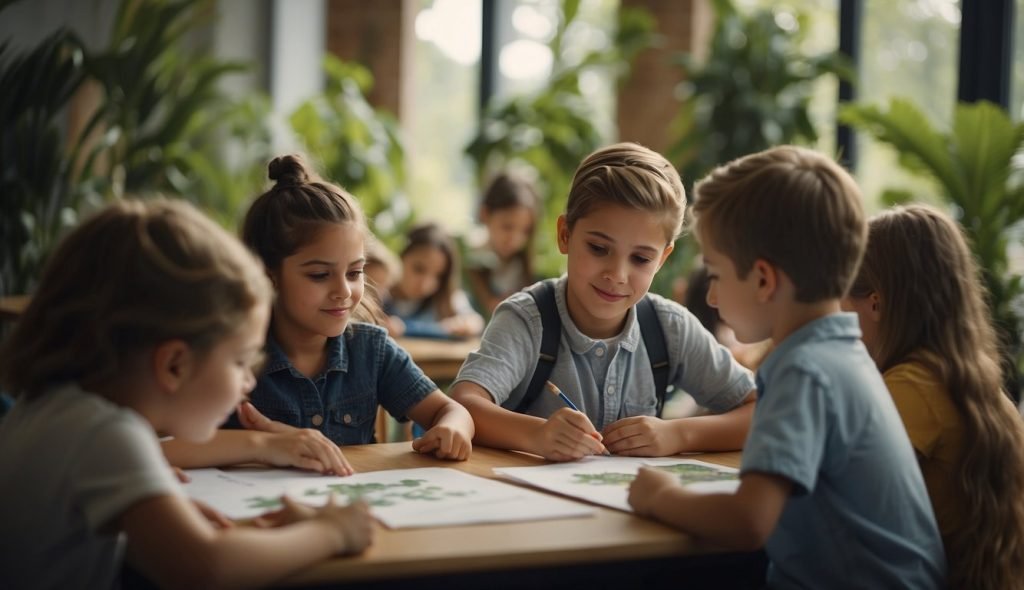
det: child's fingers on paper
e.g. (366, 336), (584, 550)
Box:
(412, 434), (440, 454)
(292, 455), (328, 474)
(171, 466), (190, 483)
(320, 441), (353, 476)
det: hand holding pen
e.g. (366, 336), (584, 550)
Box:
(543, 381), (610, 458)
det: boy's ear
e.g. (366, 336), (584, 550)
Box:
(152, 340), (195, 394)
(656, 243), (675, 270)
(556, 215), (570, 254)
(752, 258), (778, 302)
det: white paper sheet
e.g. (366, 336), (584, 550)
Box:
(182, 466), (595, 528)
(494, 457), (739, 513)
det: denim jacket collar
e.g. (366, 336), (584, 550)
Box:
(263, 331), (348, 377)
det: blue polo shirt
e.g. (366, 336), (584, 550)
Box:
(224, 322), (437, 445)
(742, 313), (945, 589)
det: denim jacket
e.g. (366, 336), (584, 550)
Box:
(224, 322), (437, 445)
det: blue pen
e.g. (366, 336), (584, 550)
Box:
(545, 381), (610, 455)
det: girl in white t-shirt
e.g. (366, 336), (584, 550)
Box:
(0, 199), (372, 589)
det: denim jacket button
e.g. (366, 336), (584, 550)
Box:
(343, 413), (353, 425)
(311, 414), (324, 426)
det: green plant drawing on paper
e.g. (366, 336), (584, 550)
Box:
(572, 472), (636, 486)
(656, 463), (738, 485)
(572, 464), (736, 486)
(299, 479), (475, 507)
(245, 496), (284, 511)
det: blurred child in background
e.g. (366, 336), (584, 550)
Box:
(384, 222), (484, 340)
(0, 199), (372, 589)
(465, 172), (539, 315)
(843, 204), (1024, 589)
(363, 233), (401, 305)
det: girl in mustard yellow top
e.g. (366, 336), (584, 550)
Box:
(842, 204), (1024, 589)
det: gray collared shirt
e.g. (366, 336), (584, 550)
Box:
(454, 277), (753, 430)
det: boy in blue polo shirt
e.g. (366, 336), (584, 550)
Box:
(628, 146), (945, 588)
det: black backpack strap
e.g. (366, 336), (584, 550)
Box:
(636, 295), (669, 417)
(506, 281), (561, 414)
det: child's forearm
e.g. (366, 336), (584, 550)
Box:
(647, 487), (768, 551)
(162, 430), (266, 468)
(454, 389), (547, 455)
(125, 496), (356, 589)
(670, 392), (756, 452)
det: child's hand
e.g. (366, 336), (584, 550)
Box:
(536, 408), (608, 461)
(171, 466), (190, 483)
(191, 498), (234, 529)
(259, 430), (354, 476)
(240, 402), (354, 475)
(386, 315), (406, 337)
(316, 496), (375, 555)
(602, 416), (681, 456)
(412, 424), (472, 460)
(440, 316), (474, 338)
(628, 466), (682, 517)
(257, 495), (375, 555)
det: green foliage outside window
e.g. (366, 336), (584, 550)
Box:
(655, 0), (852, 298)
(0, 0), (272, 296)
(841, 99), (1024, 398)
(289, 55), (410, 250)
(465, 0), (655, 279)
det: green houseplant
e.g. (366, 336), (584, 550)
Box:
(82, 0), (270, 224)
(1, 0), (272, 297)
(657, 0), (852, 298)
(840, 98), (1024, 398)
(465, 0), (655, 278)
(290, 55), (409, 249)
(0, 29), (87, 296)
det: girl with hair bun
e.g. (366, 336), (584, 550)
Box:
(165, 155), (474, 472)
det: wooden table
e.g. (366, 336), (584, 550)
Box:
(0, 295), (28, 321)
(394, 336), (480, 383)
(280, 442), (764, 589)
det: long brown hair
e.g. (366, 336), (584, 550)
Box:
(242, 154), (384, 325)
(850, 204), (1024, 589)
(0, 199), (271, 399)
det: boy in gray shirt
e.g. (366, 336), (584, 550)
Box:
(452, 142), (756, 461)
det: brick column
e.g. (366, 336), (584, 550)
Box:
(617, 0), (712, 154)
(325, 0), (405, 116)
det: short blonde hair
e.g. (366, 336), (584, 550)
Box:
(566, 142), (686, 243)
(692, 145), (866, 302)
(0, 199), (272, 399)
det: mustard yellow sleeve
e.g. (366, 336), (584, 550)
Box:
(883, 365), (942, 457)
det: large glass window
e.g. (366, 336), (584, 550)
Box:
(494, 0), (618, 141)
(408, 0), (482, 233)
(856, 0), (961, 207)
(1013, 0), (1024, 119)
